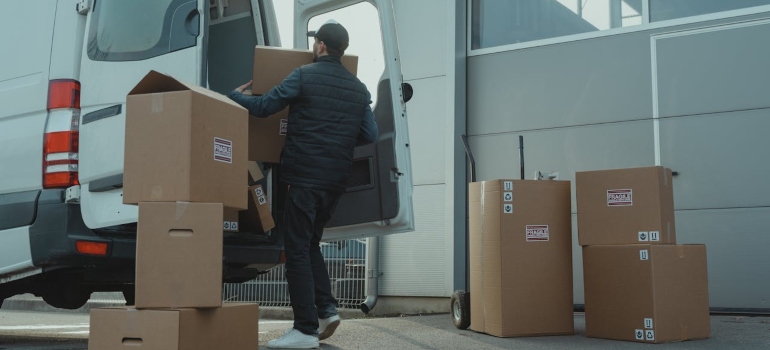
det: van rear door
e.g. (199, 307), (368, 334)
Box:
(291, 0), (415, 241)
(77, 0), (209, 229)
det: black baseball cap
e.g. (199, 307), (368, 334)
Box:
(307, 20), (349, 52)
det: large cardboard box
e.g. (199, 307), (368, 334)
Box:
(88, 303), (259, 350)
(124, 70), (248, 210)
(135, 202), (223, 309)
(248, 47), (359, 163)
(468, 179), (574, 337)
(583, 244), (710, 343)
(576, 166), (676, 246)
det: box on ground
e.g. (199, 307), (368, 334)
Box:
(248, 46), (359, 163)
(135, 202), (223, 309)
(583, 244), (710, 343)
(576, 166), (676, 246)
(88, 303), (258, 350)
(468, 179), (574, 337)
(123, 70), (248, 210)
(240, 184), (275, 233)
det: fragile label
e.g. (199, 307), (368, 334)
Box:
(635, 329), (644, 340)
(223, 221), (238, 231)
(503, 181), (513, 191)
(645, 330), (655, 341)
(503, 204), (513, 214)
(503, 192), (512, 202)
(638, 231), (649, 241)
(526, 225), (549, 242)
(279, 119), (288, 135)
(214, 137), (233, 163)
(649, 231), (660, 242)
(257, 195), (267, 205)
(644, 318), (653, 329)
(607, 189), (633, 206)
(640, 249), (649, 261)
(254, 187), (264, 196)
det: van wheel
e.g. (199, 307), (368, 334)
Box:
(43, 290), (90, 310)
(450, 290), (470, 329)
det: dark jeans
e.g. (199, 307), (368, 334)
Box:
(284, 186), (341, 336)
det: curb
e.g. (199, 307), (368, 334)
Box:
(1, 298), (366, 320)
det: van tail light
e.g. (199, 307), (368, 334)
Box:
(44, 80), (81, 189)
(48, 79), (81, 110)
(76, 241), (109, 256)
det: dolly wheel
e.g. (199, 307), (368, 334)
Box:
(450, 290), (470, 329)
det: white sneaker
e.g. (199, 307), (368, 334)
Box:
(318, 314), (341, 341)
(267, 328), (319, 349)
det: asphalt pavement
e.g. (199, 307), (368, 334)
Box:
(0, 309), (769, 349)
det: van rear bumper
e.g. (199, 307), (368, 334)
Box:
(27, 189), (282, 285)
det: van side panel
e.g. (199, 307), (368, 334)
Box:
(50, 0), (86, 80)
(0, 2), (57, 194)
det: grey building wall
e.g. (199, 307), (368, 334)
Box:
(467, 11), (770, 310)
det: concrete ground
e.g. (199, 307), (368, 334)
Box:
(0, 308), (768, 349)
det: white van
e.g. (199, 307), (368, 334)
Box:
(0, 0), (413, 309)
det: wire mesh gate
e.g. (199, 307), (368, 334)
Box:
(222, 239), (368, 309)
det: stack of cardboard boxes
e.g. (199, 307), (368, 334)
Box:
(468, 179), (574, 337)
(88, 71), (259, 349)
(576, 166), (710, 344)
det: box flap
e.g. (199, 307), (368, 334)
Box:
(128, 70), (190, 95)
(187, 83), (246, 110)
(128, 70), (245, 111)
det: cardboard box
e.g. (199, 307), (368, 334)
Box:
(248, 46), (359, 163)
(88, 303), (259, 350)
(240, 185), (275, 233)
(576, 166), (676, 246)
(224, 208), (239, 232)
(135, 202), (223, 309)
(468, 179), (574, 337)
(583, 244), (710, 343)
(124, 70), (248, 210)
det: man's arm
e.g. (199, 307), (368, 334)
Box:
(357, 92), (378, 146)
(227, 69), (302, 117)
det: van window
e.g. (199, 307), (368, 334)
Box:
(88, 0), (200, 61)
(306, 2), (384, 106)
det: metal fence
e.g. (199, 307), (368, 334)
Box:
(223, 239), (368, 309)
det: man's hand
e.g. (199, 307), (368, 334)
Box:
(235, 80), (253, 94)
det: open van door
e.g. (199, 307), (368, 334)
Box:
(77, 0), (268, 229)
(290, 0), (414, 241)
(76, 0), (209, 229)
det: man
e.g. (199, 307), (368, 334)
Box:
(227, 20), (378, 349)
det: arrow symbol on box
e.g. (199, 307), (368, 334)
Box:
(640, 233), (647, 240)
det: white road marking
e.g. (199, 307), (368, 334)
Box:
(0, 324), (89, 330)
(61, 331), (90, 335)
